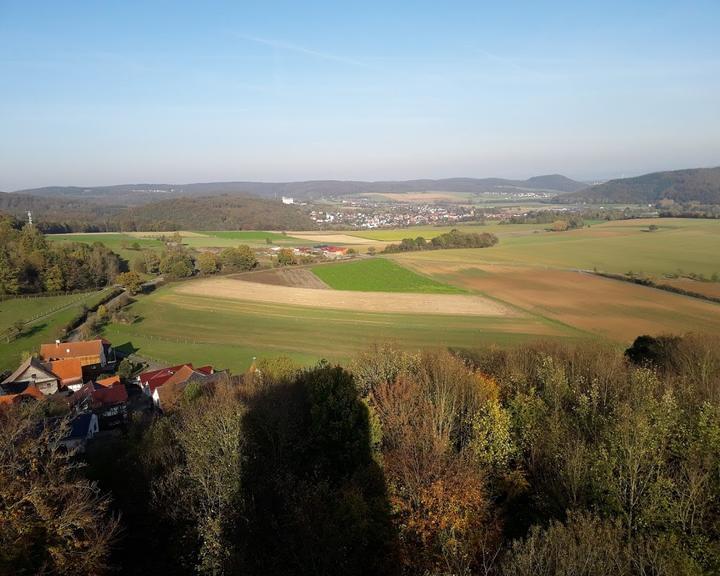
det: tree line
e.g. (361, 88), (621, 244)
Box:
(0, 214), (122, 295)
(383, 229), (499, 253)
(2, 332), (719, 574)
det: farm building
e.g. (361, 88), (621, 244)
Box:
(39, 339), (116, 375)
(0, 357), (61, 395)
(137, 363), (216, 397)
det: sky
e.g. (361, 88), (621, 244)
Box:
(1, 0), (719, 190)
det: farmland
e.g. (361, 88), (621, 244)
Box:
(390, 219), (720, 277)
(310, 258), (465, 293)
(0, 290), (111, 371)
(37, 218), (720, 369)
(100, 284), (579, 372)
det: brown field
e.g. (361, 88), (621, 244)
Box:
(396, 258), (720, 342)
(239, 268), (329, 289)
(284, 232), (385, 245)
(175, 277), (517, 317)
(660, 279), (720, 299)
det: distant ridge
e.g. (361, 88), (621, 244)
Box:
(560, 167), (720, 204)
(10, 174), (586, 205)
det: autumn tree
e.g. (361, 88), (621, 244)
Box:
(116, 270), (144, 294)
(0, 405), (120, 575)
(197, 251), (220, 275)
(219, 245), (257, 272)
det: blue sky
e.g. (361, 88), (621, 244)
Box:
(1, 0), (719, 189)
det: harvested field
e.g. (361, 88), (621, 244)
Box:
(285, 232), (384, 245)
(175, 277), (516, 317)
(239, 268), (329, 289)
(660, 279), (720, 299)
(397, 256), (720, 342)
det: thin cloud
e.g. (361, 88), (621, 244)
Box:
(235, 33), (379, 70)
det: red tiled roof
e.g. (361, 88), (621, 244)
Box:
(196, 365), (214, 375)
(48, 359), (84, 385)
(0, 385), (44, 405)
(96, 375), (120, 387)
(92, 384), (127, 407)
(39, 340), (105, 364)
(139, 363), (194, 392)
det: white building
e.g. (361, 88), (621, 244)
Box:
(281, 196), (294, 204)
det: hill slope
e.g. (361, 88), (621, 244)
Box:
(561, 167), (720, 204)
(119, 195), (317, 231)
(12, 174), (586, 204)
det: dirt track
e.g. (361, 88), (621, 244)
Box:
(175, 277), (516, 317)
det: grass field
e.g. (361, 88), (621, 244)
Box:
(0, 290), (111, 372)
(388, 219), (720, 277)
(101, 285), (581, 372)
(349, 222), (545, 241)
(47, 233), (165, 262)
(311, 258), (465, 293)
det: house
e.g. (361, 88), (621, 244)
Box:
(39, 339), (116, 376)
(60, 413), (99, 453)
(137, 363), (214, 397)
(0, 385), (45, 406)
(47, 358), (84, 391)
(96, 375), (121, 387)
(151, 365), (222, 412)
(91, 382), (128, 426)
(0, 357), (60, 396)
(322, 246), (349, 259)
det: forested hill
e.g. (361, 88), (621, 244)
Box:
(118, 195), (317, 231)
(559, 167), (720, 204)
(11, 174), (586, 203)
(0, 193), (316, 232)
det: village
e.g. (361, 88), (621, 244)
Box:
(0, 336), (227, 452)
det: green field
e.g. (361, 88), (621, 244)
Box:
(48, 230), (311, 255)
(0, 290), (111, 372)
(392, 219), (720, 277)
(47, 233), (165, 262)
(100, 286), (580, 372)
(311, 258), (465, 293)
(349, 222), (546, 241)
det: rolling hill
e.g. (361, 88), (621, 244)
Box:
(0, 192), (316, 232)
(560, 167), (720, 204)
(11, 174), (586, 204)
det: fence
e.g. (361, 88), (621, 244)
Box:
(0, 287), (117, 343)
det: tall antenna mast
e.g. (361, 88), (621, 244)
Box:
(27, 211), (33, 226)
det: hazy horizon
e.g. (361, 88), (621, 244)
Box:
(2, 0), (719, 190)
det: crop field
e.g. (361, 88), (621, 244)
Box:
(389, 219), (720, 277)
(311, 258), (465, 293)
(0, 290), (111, 372)
(100, 285), (581, 372)
(349, 222), (545, 241)
(394, 259), (720, 342)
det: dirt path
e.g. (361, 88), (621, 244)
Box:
(175, 277), (516, 317)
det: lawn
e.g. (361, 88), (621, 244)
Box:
(100, 286), (580, 372)
(311, 258), (465, 293)
(0, 290), (112, 372)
